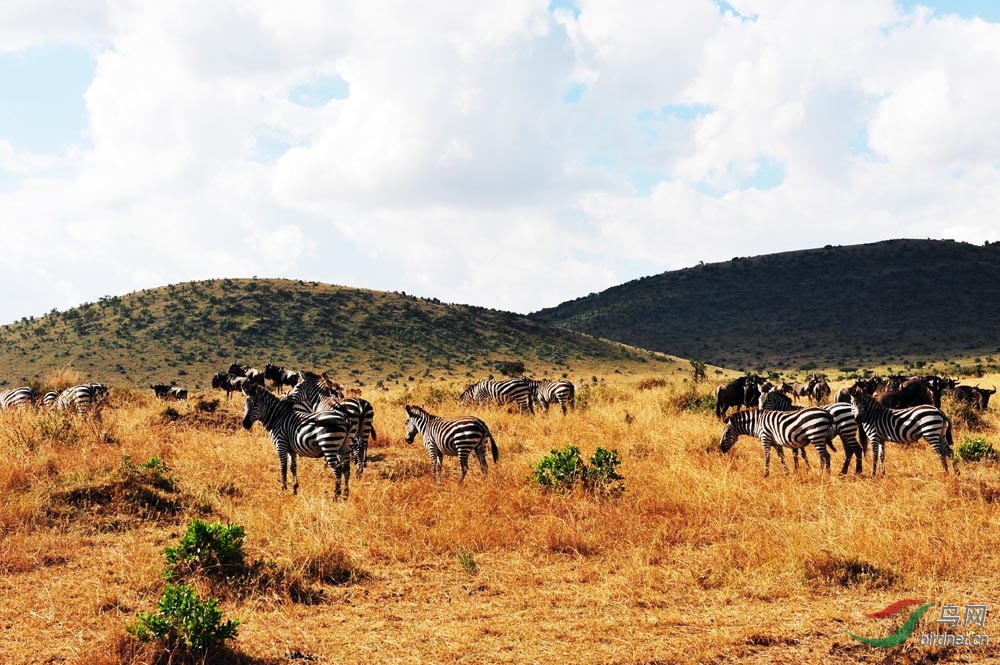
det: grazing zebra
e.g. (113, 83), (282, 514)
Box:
(242, 383), (354, 499)
(40, 391), (59, 408)
(404, 405), (499, 482)
(459, 378), (534, 414)
(0, 387), (36, 409)
(56, 383), (108, 413)
(719, 407), (836, 476)
(759, 390), (865, 475)
(525, 379), (575, 415)
(849, 393), (957, 476)
(285, 372), (377, 477)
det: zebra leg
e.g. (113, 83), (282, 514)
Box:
(774, 445), (790, 475)
(289, 453), (299, 494)
(812, 441), (831, 474)
(427, 448), (443, 482)
(458, 450), (471, 482)
(475, 444), (489, 477)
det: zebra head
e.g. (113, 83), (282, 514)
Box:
(719, 418), (740, 453)
(242, 383), (265, 430)
(849, 392), (874, 421)
(404, 405), (427, 444)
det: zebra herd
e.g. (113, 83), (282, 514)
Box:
(720, 383), (959, 477)
(237, 374), (577, 499)
(0, 383), (109, 414)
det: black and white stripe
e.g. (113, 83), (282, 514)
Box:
(40, 391), (59, 408)
(849, 392), (957, 475)
(285, 372), (377, 478)
(459, 378), (534, 414)
(0, 387), (36, 409)
(56, 383), (108, 413)
(404, 405), (499, 482)
(242, 383), (354, 499)
(758, 390), (865, 475)
(525, 379), (575, 415)
(720, 407), (836, 476)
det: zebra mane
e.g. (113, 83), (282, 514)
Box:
(405, 404), (432, 419)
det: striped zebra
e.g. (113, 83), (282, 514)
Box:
(285, 372), (377, 478)
(759, 390), (865, 475)
(0, 387), (36, 409)
(56, 383), (108, 413)
(459, 378), (534, 414)
(719, 407), (836, 476)
(242, 383), (354, 499)
(40, 391), (59, 408)
(525, 379), (575, 415)
(849, 392), (957, 475)
(404, 405), (499, 482)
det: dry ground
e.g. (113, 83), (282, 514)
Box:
(1, 376), (998, 664)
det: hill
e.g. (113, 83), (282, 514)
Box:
(0, 278), (668, 390)
(531, 239), (1000, 372)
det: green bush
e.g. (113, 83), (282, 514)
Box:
(165, 519), (246, 580)
(956, 436), (997, 462)
(128, 583), (240, 654)
(529, 445), (625, 497)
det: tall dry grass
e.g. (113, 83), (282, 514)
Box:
(0, 376), (997, 664)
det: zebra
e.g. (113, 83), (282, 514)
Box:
(849, 392), (957, 475)
(404, 405), (498, 482)
(758, 390), (866, 475)
(0, 387), (36, 409)
(242, 382), (354, 499)
(40, 391), (59, 408)
(719, 407), (836, 477)
(285, 371), (377, 477)
(525, 379), (575, 415)
(56, 383), (108, 413)
(459, 378), (534, 414)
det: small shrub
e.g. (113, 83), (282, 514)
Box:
(956, 436), (997, 462)
(529, 445), (625, 497)
(635, 377), (668, 391)
(456, 546), (478, 575)
(127, 582), (240, 655)
(165, 519), (246, 580)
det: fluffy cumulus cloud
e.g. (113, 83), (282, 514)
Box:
(1, 0), (1000, 324)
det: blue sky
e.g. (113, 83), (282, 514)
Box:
(1, 0), (1000, 325)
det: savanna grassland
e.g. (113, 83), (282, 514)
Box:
(1, 372), (999, 665)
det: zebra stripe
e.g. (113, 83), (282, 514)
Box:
(849, 393), (957, 475)
(0, 387), (36, 409)
(459, 378), (534, 414)
(286, 372), (377, 478)
(242, 383), (354, 499)
(525, 379), (575, 415)
(56, 383), (108, 413)
(720, 407), (836, 476)
(404, 405), (499, 482)
(40, 391), (59, 408)
(759, 390), (865, 475)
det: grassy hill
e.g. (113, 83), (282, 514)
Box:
(0, 278), (669, 390)
(531, 239), (1000, 373)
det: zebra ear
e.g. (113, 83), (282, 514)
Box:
(241, 382), (254, 396)
(405, 405), (415, 416)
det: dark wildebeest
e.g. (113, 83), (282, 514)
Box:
(212, 371), (246, 400)
(811, 379), (831, 405)
(950, 384), (997, 410)
(715, 376), (749, 419)
(228, 363), (266, 388)
(791, 377), (818, 403)
(264, 364), (300, 393)
(170, 387), (188, 400)
(151, 384), (171, 399)
(874, 378), (934, 409)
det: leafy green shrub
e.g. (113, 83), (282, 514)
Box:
(165, 519), (246, 580)
(957, 436), (997, 462)
(529, 445), (625, 497)
(128, 582), (240, 655)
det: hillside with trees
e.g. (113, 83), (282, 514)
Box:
(531, 239), (1000, 373)
(0, 278), (665, 390)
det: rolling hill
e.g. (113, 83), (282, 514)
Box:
(531, 239), (1000, 373)
(0, 278), (667, 390)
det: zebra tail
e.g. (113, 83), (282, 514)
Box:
(858, 425), (869, 456)
(370, 424), (377, 441)
(489, 431), (499, 463)
(946, 417), (953, 448)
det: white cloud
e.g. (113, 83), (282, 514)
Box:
(1, 0), (1000, 326)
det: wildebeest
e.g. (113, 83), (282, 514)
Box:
(811, 379), (831, 405)
(228, 363), (266, 388)
(715, 376), (749, 419)
(264, 364), (300, 393)
(874, 378), (934, 409)
(948, 384), (996, 410)
(212, 371), (246, 400)
(151, 384), (171, 399)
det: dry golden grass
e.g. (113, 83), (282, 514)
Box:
(1, 377), (998, 664)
